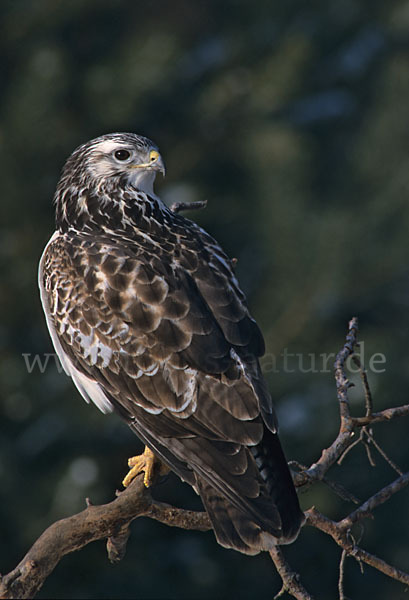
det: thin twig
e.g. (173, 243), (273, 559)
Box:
(290, 461), (359, 504)
(364, 430), (403, 475)
(338, 549), (347, 600)
(170, 200), (208, 213)
(306, 508), (409, 587)
(351, 404), (409, 427)
(363, 432), (377, 467)
(299, 319), (409, 595)
(303, 318), (359, 482)
(337, 432), (362, 466)
(339, 471), (409, 530)
(334, 317), (358, 426)
(352, 354), (373, 416)
(106, 522), (131, 563)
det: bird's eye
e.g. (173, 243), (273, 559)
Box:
(114, 149), (131, 161)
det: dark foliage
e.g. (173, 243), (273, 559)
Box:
(1, 1), (408, 598)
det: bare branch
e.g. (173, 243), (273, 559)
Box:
(338, 549), (347, 600)
(339, 471), (409, 530)
(290, 461), (360, 504)
(352, 404), (409, 427)
(363, 429), (403, 475)
(352, 354), (373, 416)
(337, 432), (363, 466)
(306, 508), (409, 587)
(302, 318), (359, 483)
(170, 200), (208, 213)
(0, 476), (210, 600)
(297, 319), (409, 595)
(269, 547), (315, 600)
(147, 500), (212, 531)
(334, 317), (359, 426)
(300, 319), (408, 484)
(106, 522), (131, 563)
(2, 317), (408, 599)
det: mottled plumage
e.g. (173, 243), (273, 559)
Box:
(39, 133), (304, 554)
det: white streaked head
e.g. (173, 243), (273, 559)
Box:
(58, 132), (165, 196)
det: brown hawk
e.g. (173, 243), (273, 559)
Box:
(39, 133), (304, 554)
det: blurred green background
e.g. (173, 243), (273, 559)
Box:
(1, 1), (409, 598)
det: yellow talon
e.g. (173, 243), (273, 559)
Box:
(122, 446), (169, 488)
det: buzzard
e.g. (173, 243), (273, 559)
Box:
(39, 133), (304, 555)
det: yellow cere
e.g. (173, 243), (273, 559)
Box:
(149, 150), (160, 162)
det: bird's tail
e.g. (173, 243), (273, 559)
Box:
(250, 428), (305, 544)
(196, 429), (304, 555)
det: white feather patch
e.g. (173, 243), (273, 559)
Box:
(69, 362), (114, 414)
(39, 233), (114, 414)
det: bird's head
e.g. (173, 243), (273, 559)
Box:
(59, 132), (166, 196)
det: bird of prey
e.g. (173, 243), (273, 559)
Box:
(39, 133), (304, 555)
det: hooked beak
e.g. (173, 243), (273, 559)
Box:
(150, 153), (166, 176)
(130, 150), (166, 176)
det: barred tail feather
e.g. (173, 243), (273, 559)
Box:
(196, 477), (274, 555)
(196, 429), (304, 554)
(250, 428), (305, 544)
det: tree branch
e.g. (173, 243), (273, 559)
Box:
(0, 476), (210, 600)
(339, 471), (409, 530)
(170, 200), (208, 213)
(352, 404), (409, 427)
(300, 318), (358, 484)
(146, 500), (211, 531)
(2, 317), (409, 599)
(269, 547), (315, 600)
(306, 508), (409, 587)
(291, 318), (409, 597)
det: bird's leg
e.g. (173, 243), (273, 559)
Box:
(122, 446), (170, 488)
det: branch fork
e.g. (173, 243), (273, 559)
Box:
(1, 317), (408, 600)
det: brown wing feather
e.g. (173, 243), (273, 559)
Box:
(38, 130), (307, 555)
(43, 230), (265, 417)
(41, 214), (302, 554)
